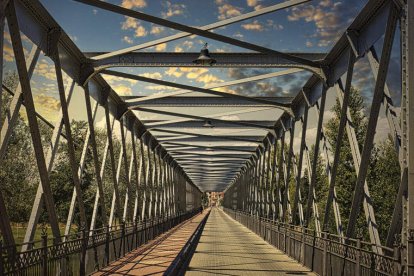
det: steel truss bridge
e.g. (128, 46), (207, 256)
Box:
(0, 0), (413, 275)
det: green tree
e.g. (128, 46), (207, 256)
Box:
(324, 87), (399, 242)
(367, 136), (399, 241)
(0, 72), (38, 223)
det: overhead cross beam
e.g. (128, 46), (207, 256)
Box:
(101, 70), (293, 113)
(125, 68), (300, 106)
(75, 0), (318, 69)
(133, 106), (275, 131)
(151, 128), (264, 143)
(161, 142), (257, 153)
(88, 52), (324, 70)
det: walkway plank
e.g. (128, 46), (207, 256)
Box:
(186, 208), (316, 276)
(93, 210), (208, 276)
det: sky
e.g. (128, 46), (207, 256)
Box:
(2, 0), (402, 179)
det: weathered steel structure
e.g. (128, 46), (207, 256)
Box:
(0, 0), (413, 274)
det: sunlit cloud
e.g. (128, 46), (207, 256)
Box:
(287, 0), (352, 47)
(215, 0), (242, 20)
(134, 25), (147, 37)
(121, 17), (147, 37)
(121, 0), (147, 9)
(162, 1), (187, 18)
(113, 84), (132, 96)
(122, 36), (134, 44)
(182, 41), (194, 49)
(197, 74), (224, 85)
(165, 68), (184, 78)
(3, 44), (14, 62)
(155, 43), (167, 51)
(183, 68), (209, 79)
(174, 46), (184, 52)
(241, 20), (264, 31)
(150, 26), (165, 35)
(33, 93), (61, 122)
(266, 19), (284, 30)
(34, 59), (56, 80)
(102, 74), (138, 86)
(141, 72), (162, 79)
(246, 0), (259, 7)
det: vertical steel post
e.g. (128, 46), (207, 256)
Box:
(283, 120), (295, 223)
(305, 87), (327, 229)
(293, 106), (308, 225)
(346, 6), (398, 249)
(323, 50), (355, 232)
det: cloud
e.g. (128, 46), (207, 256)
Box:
(135, 25), (147, 37)
(141, 72), (162, 79)
(306, 40), (313, 47)
(122, 36), (134, 44)
(3, 44), (14, 62)
(225, 68), (310, 96)
(150, 26), (165, 35)
(69, 35), (78, 42)
(246, 0), (259, 7)
(121, 17), (147, 37)
(162, 1), (187, 18)
(92, 9), (98, 15)
(121, 0), (147, 9)
(215, 0), (242, 20)
(266, 19), (284, 30)
(165, 68), (184, 78)
(197, 74), (224, 85)
(155, 43), (167, 51)
(182, 41), (194, 49)
(287, 0), (356, 47)
(34, 59), (57, 80)
(241, 20), (264, 31)
(102, 74), (138, 86)
(113, 85), (132, 96)
(233, 32), (244, 39)
(174, 46), (184, 52)
(121, 17), (138, 30)
(183, 68), (209, 79)
(33, 94), (61, 122)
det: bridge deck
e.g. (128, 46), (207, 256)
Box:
(92, 211), (208, 276)
(186, 208), (315, 275)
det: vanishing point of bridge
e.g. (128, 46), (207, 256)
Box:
(0, 0), (414, 275)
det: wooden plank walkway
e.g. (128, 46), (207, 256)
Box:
(93, 210), (208, 276)
(186, 208), (316, 276)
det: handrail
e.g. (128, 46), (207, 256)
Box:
(223, 208), (401, 276)
(0, 208), (202, 275)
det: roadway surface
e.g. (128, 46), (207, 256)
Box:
(186, 207), (315, 275)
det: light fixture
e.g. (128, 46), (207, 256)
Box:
(193, 43), (216, 66)
(203, 120), (214, 128)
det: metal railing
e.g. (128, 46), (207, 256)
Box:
(0, 208), (202, 275)
(223, 208), (402, 276)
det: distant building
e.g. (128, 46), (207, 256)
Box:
(208, 192), (224, 206)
